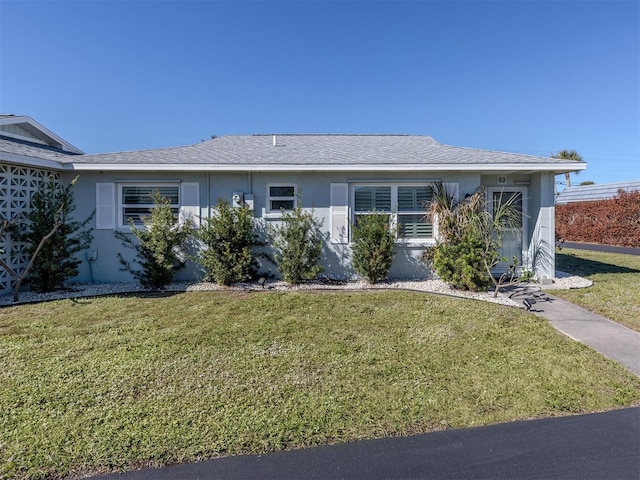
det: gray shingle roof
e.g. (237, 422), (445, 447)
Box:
(67, 134), (582, 169)
(0, 136), (80, 163)
(555, 181), (640, 204)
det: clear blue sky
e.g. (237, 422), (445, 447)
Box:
(1, 0), (638, 187)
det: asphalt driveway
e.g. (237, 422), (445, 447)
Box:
(94, 406), (640, 480)
(559, 241), (640, 256)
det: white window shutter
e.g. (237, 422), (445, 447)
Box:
(180, 182), (200, 226)
(330, 183), (349, 243)
(444, 182), (459, 202)
(95, 183), (115, 230)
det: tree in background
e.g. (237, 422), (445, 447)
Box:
(552, 149), (584, 188)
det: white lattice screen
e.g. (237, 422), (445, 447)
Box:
(0, 163), (61, 294)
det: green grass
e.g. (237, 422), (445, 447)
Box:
(1, 290), (639, 479)
(554, 248), (640, 332)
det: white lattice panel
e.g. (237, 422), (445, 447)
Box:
(0, 163), (60, 294)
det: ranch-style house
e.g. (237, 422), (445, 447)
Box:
(0, 115), (587, 295)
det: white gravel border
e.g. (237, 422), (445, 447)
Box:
(545, 271), (593, 290)
(0, 272), (591, 308)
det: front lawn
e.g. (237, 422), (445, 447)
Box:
(554, 248), (640, 332)
(1, 290), (639, 479)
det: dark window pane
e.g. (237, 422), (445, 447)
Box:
(354, 186), (391, 212)
(493, 191), (522, 228)
(122, 185), (178, 205)
(398, 186), (431, 211)
(373, 187), (392, 211)
(123, 207), (179, 226)
(155, 187), (179, 204)
(354, 187), (374, 211)
(122, 186), (152, 204)
(123, 207), (150, 225)
(271, 200), (295, 210)
(270, 186), (295, 197)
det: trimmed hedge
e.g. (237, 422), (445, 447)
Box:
(556, 190), (640, 247)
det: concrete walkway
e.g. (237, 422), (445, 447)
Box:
(508, 285), (640, 376)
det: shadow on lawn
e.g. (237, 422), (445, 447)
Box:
(114, 291), (183, 299)
(556, 252), (640, 277)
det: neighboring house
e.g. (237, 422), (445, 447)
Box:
(1, 115), (587, 294)
(555, 181), (640, 204)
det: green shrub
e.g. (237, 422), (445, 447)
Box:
(267, 205), (324, 284)
(425, 232), (493, 291)
(115, 191), (192, 289)
(12, 178), (93, 292)
(351, 212), (396, 284)
(423, 182), (521, 294)
(196, 199), (257, 285)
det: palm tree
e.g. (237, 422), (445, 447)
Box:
(552, 149), (584, 188)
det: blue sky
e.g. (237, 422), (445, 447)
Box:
(1, 0), (638, 187)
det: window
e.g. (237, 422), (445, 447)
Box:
(397, 186), (433, 239)
(267, 184), (297, 212)
(354, 186), (392, 212)
(96, 182), (199, 230)
(492, 190), (523, 228)
(119, 184), (179, 227)
(354, 185), (392, 226)
(352, 184), (434, 241)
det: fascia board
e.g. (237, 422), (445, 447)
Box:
(0, 116), (29, 126)
(69, 162), (589, 173)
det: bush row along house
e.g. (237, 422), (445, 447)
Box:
(0, 115), (586, 294)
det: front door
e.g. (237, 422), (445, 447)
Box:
(488, 187), (527, 275)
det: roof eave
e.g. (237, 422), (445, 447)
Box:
(554, 162), (588, 174)
(68, 162), (588, 172)
(1, 152), (68, 171)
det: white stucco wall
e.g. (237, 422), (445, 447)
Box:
(528, 172), (556, 281)
(0, 168), (557, 292)
(65, 170), (487, 284)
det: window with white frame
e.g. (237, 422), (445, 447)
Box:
(267, 184), (297, 212)
(353, 185), (392, 223)
(119, 184), (179, 227)
(397, 186), (433, 239)
(353, 184), (433, 241)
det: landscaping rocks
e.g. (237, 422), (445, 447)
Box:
(0, 271), (591, 308)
